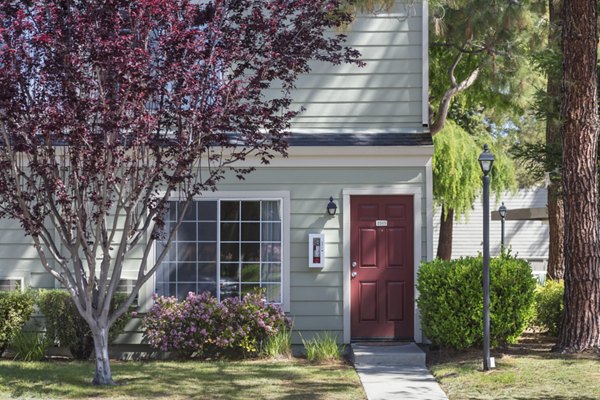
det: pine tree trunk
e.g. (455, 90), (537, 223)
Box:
(436, 206), (454, 260)
(556, 0), (600, 352)
(546, 0), (565, 280)
(91, 323), (115, 386)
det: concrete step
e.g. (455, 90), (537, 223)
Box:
(351, 342), (426, 367)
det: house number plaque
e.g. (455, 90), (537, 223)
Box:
(375, 220), (388, 227)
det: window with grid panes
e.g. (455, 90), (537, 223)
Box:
(155, 199), (282, 303)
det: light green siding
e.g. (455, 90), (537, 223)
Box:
(281, 0), (426, 131)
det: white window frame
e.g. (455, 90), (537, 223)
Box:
(0, 276), (26, 292)
(150, 191), (291, 312)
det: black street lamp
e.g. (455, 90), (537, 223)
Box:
(478, 144), (494, 371)
(499, 202), (507, 249)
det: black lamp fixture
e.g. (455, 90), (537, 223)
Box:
(479, 144), (495, 372)
(499, 202), (508, 248)
(478, 144), (494, 175)
(326, 196), (337, 216)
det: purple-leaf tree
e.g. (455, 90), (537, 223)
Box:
(0, 0), (359, 385)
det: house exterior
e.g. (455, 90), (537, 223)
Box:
(433, 187), (549, 279)
(1, 1), (433, 345)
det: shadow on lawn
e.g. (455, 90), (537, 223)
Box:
(424, 331), (600, 366)
(0, 359), (361, 399)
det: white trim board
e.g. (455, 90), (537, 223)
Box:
(342, 187), (423, 344)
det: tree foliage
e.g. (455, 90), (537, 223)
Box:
(433, 120), (516, 220)
(0, 0), (359, 384)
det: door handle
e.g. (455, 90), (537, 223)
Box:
(351, 271), (357, 278)
(352, 261), (357, 268)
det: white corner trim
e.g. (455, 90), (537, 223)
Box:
(422, 0), (430, 127)
(426, 158), (434, 261)
(342, 187), (423, 344)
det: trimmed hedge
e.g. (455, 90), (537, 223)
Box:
(534, 279), (564, 336)
(417, 253), (536, 350)
(0, 290), (35, 356)
(37, 290), (132, 360)
(143, 290), (291, 359)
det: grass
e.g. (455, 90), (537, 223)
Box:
(0, 358), (365, 399)
(300, 332), (343, 363)
(428, 332), (600, 400)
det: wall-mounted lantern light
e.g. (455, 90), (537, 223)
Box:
(326, 196), (337, 216)
(499, 202), (508, 249)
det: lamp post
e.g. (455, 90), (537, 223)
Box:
(478, 144), (494, 371)
(499, 202), (507, 249)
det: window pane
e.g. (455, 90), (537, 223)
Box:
(262, 201), (281, 221)
(197, 283), (217, 297)
(241, 283), (260, 298)
(178, 263), (196, 282)
(221, 243), (239, 261)
(220, 263), (239, 281)
(155, 281), (169, 297)
(168, 202), (177, 221)
(262, 243), (281, 262)
(264, 284), (281, 303)
(178, 201), (196, 221)
(261, 222), (281, 241)
(241, 243), (260, 261)
(198, 201), (217, 220)
(241, 264), (260, 282)
(220, 283), (239, 300)
(198, 263), (216, 283)
(220, 201), (239, 221)
(261, 263), (281, 282)
(198, 222), (217, 241)
(178, 222), (196, 242)
(177, 283), (196, 300)
(197, 243), (217, 261)
(178, 243), (196, 262)
(156, 242), (176, 262)
(241, 223), (260, 241)
(220, 222), (239, 241)
(241, 201), (260, 221)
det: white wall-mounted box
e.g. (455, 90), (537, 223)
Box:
(308, 233), (325, 268)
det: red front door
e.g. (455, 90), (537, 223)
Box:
(350, 195), (414, 340)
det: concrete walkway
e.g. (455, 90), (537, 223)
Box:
(351, 343), (448, 400)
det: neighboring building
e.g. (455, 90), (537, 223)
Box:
(433, 187), (549, 278)
(1, 1), (433, 345)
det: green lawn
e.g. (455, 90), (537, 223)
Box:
(0, 359), (366, 399)
(429, 334), (600, 400)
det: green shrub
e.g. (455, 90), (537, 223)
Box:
(534, 279), (564, 336)
(261, 326), (292, 358)
(0, 290), (35, 356)
(11, 330), (50, 361)
(37, 290), (132, 360)
(299, 331), (342, 363)
(417, 253), (536, 350)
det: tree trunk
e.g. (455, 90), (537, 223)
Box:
(556, 0), (600, 352)
(436, 206), (454, 260)
(546, 0), (565, 281)
(91, 323), (115, 386)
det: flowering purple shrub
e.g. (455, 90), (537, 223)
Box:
(142, 290), (290, 358)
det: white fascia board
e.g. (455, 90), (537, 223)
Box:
(263, 146), (434, 168)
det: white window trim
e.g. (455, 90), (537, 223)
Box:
(147, 191), (291, 312)
(0, 276), (27, 292)
(342, 187), (424, 344)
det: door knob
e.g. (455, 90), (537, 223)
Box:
(352, 261), (357, 268)
(351, 271), (357, 278)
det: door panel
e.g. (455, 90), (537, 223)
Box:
(350, 195), (414, 340)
